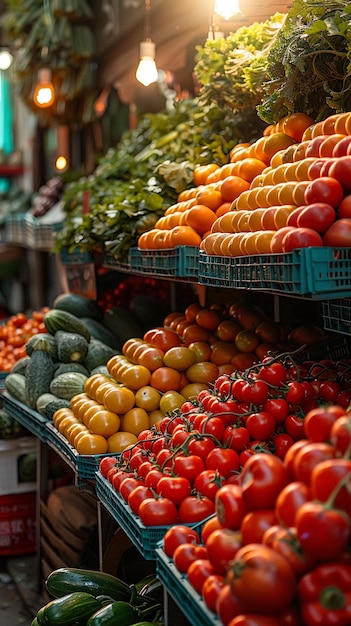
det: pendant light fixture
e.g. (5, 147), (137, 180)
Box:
(33, 67), (55, 108)
(136, 0), (158, 87)
(33, 0), (55, 108)
(214, 0), (241, 20)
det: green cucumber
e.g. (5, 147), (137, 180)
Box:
(46, 567), (132, 602)
(44, 309), (91, 341)
(86, 601), (162, 626)
(26, 333), (58, 360)
(39, 591), (102, 626)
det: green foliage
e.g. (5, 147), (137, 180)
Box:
(258, 0), (351, 123)
(54, 99), (239, 262)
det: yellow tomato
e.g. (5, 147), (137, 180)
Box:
(120, 407), (150, 435)
(134, 385), (161, 411)
(107, 431), (138, 453)
(75, 433), (108, 455)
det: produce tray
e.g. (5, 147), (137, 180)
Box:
(296, 335), (351, 362)
(102, 245), (133, 272)
(129, 246), (199, 278)
(95, 473), (179, 560)
(45, 422), (117, 481)
(156, 547), (220, 626)
(198, 247), (351, 298)
(0, 391), (49, 442)
(322, 299), (351, 336)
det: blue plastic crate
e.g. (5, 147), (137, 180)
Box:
(322, 299), (351, 335)
(305, 247), (351, 296)
(156, 547), (220, 626)
(45, 423), (118, 481)
(1, 391), (49, 442)
(178, 246), (199, 278)
(198, 249), (309, 293)
(129, 247), (179, 277)
(60, 248), (94, 265)
(95, 473), (183, 560)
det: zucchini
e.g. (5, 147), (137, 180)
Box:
(26, 332), (58, 361)
(53, 293), (103, 321)
(55, 330), (89, 363)
(25, 338), (56, 409)
(5, 372), (28, 404)
(86, 601), (148, 626)
(44, 309), (91, 342)
(49, 372), (88, 400)
(46, 567), (132, 602)
(38, 591), (103, 626)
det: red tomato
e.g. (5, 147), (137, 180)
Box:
(263, 525), (317, 577)
(205, 447), (240, 478)
(215, 484), (247, 530)
(223, 425), (250, 453)
(226, 543), (297, 614)
(173, 542), (208, 573)
(241, 509), (278, 544)
(187, 558), (215, 594)
(240, 453), (290, 511)
(99, 456), (118, 479)
(187, 436), (216, 460)
(311, 458), (351, 519)
(119, 477), (144, 502)
(202, 574), (226, 613)
(330, 414), (351, 454)
(156, 475), (192, 506)
(258, 362), (287, 386)
(323, 217), (351, 246)
(296, 501), (350, 561)
(163, 525), (201, 558)
(227, 617), (281, 626)
(128, 485), (153, 515)
(338, 194), (351, 218)
(304, 177), (344, 208)
(275, 481), (312, 527)
(245, 411), (276, 441)
(178, 495), (215, 523)
(241, 380), (269, 404)
(216, 584), (246, 626)
(173, 453), (205, 483)
(194, 469), (226, 501)
(144, 468), (164, 489)
(284, 413), (306, 441)
(272, 433), (294, 460)
(297, 202), (336, 233)
(292, 441), (336, 484)
(282, 227), (323, 252)
(329, 155), (351, 192)
(205, 528), (242, 574)
(138, 496), (178, 526)
(303, 405), (345, 442)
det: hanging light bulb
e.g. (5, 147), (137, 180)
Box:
(136, 0), (158, 87)
(136, 40), (158, 86)
(33, 68), (55, 108)
(214, 0), (241, 20)
(0, 50), (13, 71)
(55, 125), (69, 171)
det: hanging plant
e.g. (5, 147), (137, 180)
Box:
(3, 0), (98, 126)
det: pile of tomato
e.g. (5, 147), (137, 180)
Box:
(0, 308), (49, 372)
(160, 403), (351, 626)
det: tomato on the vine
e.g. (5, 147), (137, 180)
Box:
(178, 494), (215, 523)
(205, 447), (240, 478)
(194, 469), (226, 501)
(223, 425), (250, 452)
(258, 361), (287, 386)
(156, 475), (192, 506)
(173, 453), (205, 483)
(245, 411), (276, 441)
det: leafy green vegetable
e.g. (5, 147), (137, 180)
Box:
(258, 0), (351, 123)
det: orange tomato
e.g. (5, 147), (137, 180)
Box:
(163, 346), (197, 371)
(210, 342), (239, 365)
(185, 361), (219, 384)
(149, 366), (182, 392)
(134, 385), (161, 411)
(102, 385), (136, 414)
(195, 307), (222, 331)
(119, 364), (151, 390)
(107, 431), (138, 453)
(88, 410), (121, 437)
(187, 341), (212, 363)
(75, 433), (108, 455)
(181, 324), (212, 346)
(120, 407), (150, 435)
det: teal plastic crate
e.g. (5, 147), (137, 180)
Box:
(198, 249), (309, 293)
(305, 247), (351, 296)
(45, 423), (119, 481)
(95, 473), (188, 560)
(60, 248), (94, 265)
(322, 299), (351, 335)
(178, 246), (199, 278)
(1, 391), (49, 442)
(156, 545), (220, 626)
(130, 247), (178, 276)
